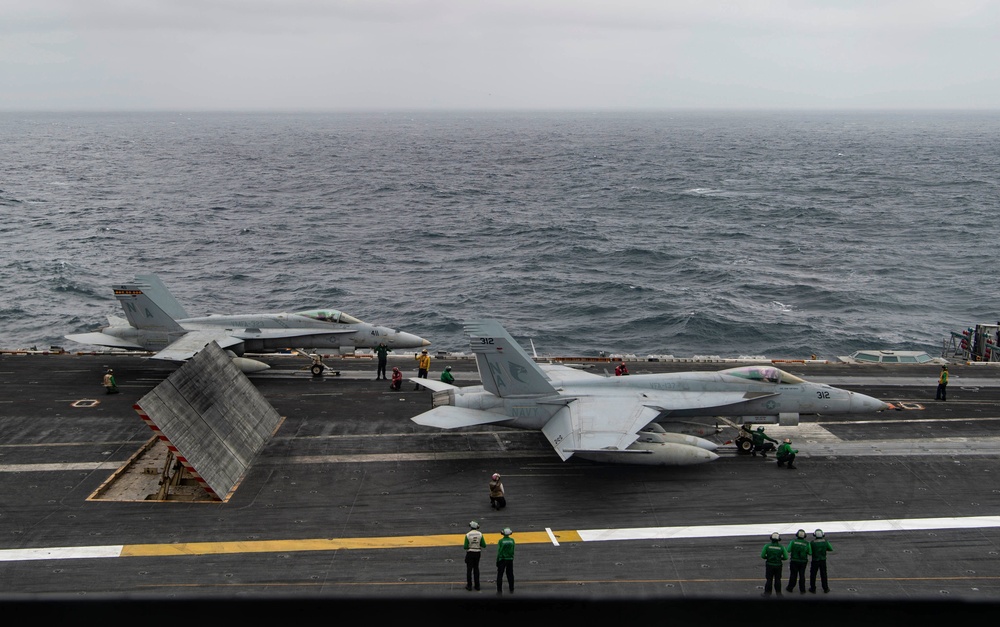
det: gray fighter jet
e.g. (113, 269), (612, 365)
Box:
(411, 320), (891, 466)
(66, 274), (430, 373)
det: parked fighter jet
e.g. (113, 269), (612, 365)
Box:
(411, 320), (891, 466)
(65, 274), (430, 373)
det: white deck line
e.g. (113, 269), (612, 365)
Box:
(0, 545), (124, 562)
(575, 516), (1000, 542)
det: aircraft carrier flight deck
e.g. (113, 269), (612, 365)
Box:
(1, 351), (999, 621)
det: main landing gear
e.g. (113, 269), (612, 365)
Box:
(308, 355), (340, 377)
(735, 433), (755, 455)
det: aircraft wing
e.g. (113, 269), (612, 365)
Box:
(541, 398), (659, 461)
(411, 406), (514, 429)
(152, 330), (245, 362)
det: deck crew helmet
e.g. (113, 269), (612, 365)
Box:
(445, 366), (452, 371)
(502, 528), (512, 536)
(756, 426), (764, 432)
(784, 438), (791, 443)
(770, 532), (780, 542)
(796, 529), (806, 539)
(492, 473), (500, 480)
(469, 521), (479, 529)
(814, 529), (824, 538)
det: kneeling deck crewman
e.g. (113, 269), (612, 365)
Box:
(751, 426), (777, 457)
(776, 438), (797, 469)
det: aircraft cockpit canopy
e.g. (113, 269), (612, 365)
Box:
(721, 365), (805, 385)
(296, 309), (364, 325)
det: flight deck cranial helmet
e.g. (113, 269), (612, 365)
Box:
(814, 529), (825, 538)
(446, 366), (452, 371)
(770, 532), (780, 542)
(469, 521), (479, 530)
(502, 528), (512, 536)
(756, 426), (765, 432)
(796, 529), (806, 539)
(784, 438), (791, 443)
(492, 473), (500, 480)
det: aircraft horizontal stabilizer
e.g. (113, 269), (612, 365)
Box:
(64, 332), (145, 351)
(411, 406), (513, 429)
(409, 378), (457, 393)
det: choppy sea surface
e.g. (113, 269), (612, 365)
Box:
(1, 110), (998, 359)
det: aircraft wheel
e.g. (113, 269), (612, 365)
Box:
(736, 438), (754, 455)
(311, 364), (324, 376)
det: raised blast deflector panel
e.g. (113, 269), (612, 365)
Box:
(134, 341), (282, 500)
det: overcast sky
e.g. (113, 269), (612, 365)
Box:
(3, 0), (999, 111)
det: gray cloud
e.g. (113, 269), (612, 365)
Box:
(3, 0), (999, 110)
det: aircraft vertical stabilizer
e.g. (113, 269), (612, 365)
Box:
(465, 320), (556, 397)
(114, 281), (185, 332)
(133, 274), (190, 320)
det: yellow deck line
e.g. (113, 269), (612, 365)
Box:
(8, 515), (1000, 562)
(122, 530), (581, 557)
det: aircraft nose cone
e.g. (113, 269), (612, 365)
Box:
(395, 331), (431, 348)
(851, 391), (890, 413)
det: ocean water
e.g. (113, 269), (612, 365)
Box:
(1, 110), (998, 358)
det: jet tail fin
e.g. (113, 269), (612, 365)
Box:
(114, 279), (185, 332)
(465, 320), (556, 397)
(133, 274), (190, 320)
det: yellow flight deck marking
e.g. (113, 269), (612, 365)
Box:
(122, 530), (577, 557)
(3, 516), (1000, 563)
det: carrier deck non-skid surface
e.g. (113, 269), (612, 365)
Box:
(0, 353), (998, 621)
